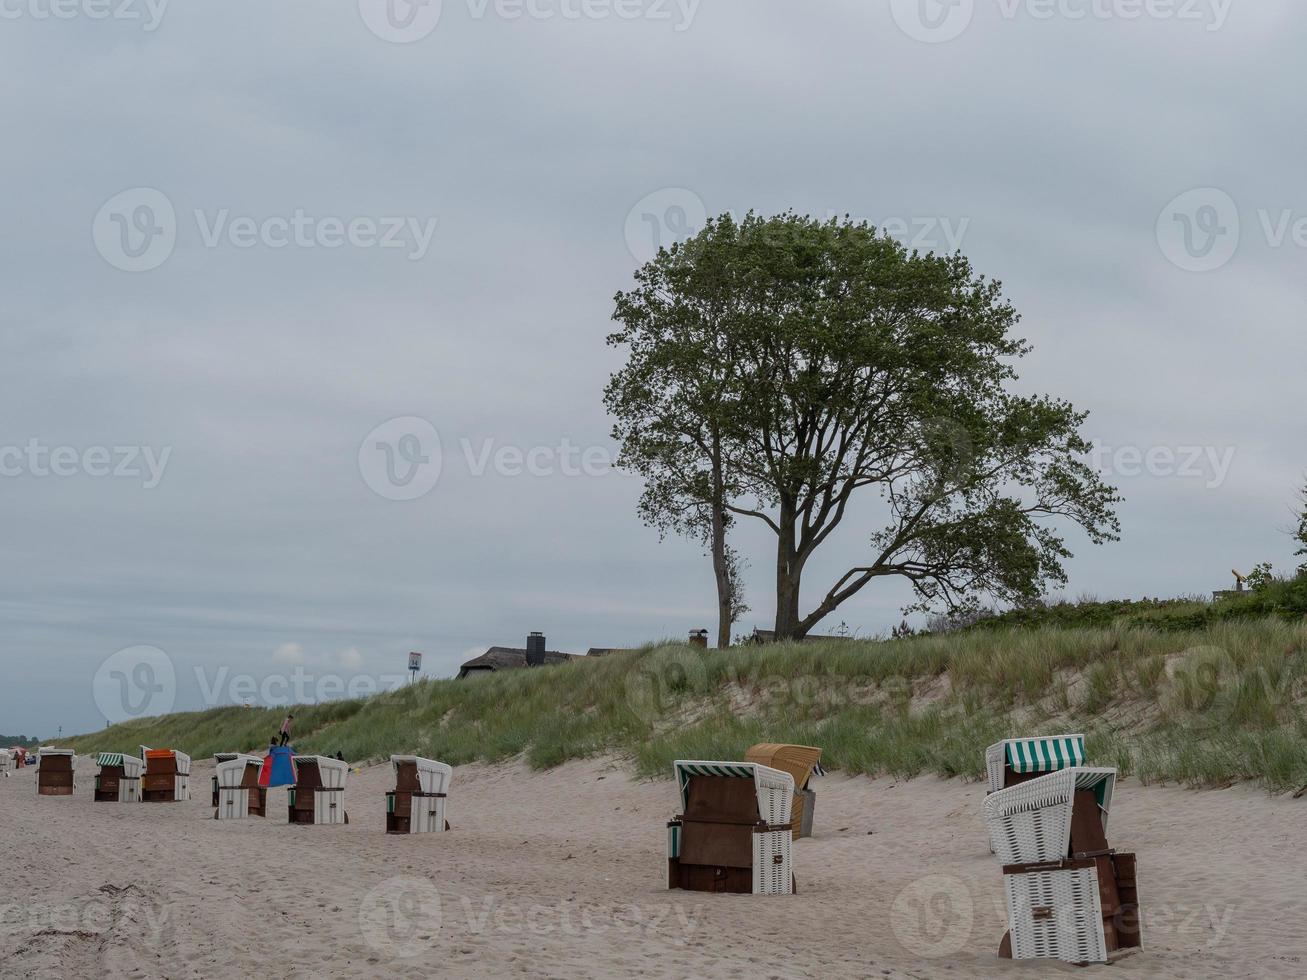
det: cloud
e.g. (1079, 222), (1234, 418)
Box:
(338, 647), (365, 670)
(272, 643), (306, 666)
(4, 3), (1305, 734)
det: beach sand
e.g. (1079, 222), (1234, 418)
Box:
(1, 755), (1304, 978)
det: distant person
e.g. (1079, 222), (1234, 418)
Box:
(279, 713), (293, 746)
(335, 751), (345, 762)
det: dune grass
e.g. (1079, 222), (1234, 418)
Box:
(64, 618), (1307, 793)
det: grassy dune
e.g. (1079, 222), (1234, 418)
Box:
(65, 618), (1307, 793)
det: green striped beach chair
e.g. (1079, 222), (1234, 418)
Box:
(94, 752), (143, 803)
(667, 761), (795, 895)
(985, 734), (1086, 793)
(983, 767), (1141, 964)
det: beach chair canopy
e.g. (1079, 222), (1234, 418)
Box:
(983, 766), (1117, 865)
(673, 761), (794, 826)
(39, 747), (74, 757)
(96, 752), (143, 776)
(390, 756), (452, 795)
(143, 748), (191, 775)
(214, 757), (262, 773)
(1001, 735), (1085, 774)
(209, 757), (257, 773)
(298, 755), (348, 789)
(744, 744), (822, 791)
(216, 755), (264, 788)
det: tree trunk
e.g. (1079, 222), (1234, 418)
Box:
(772, 502), (803, 640)
(710, 430), (732, 649)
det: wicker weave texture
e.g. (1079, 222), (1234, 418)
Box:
(751, 830), (793, 895)
(1004, 865), (1107, 964)
(983, 767), (1116, 865)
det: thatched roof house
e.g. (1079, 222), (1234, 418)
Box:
(458, 633), (582, 678)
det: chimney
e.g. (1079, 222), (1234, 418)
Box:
(689, 629), (709, 648)
(526, 632), (546, 666)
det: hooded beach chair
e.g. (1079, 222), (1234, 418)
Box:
(985, 734), (1086, 793)
(0, 748), (11, 776)
(94, 752), (143, 802)
(140, 747), (192, 802)
(386, 756), (452, 834)
(983, 766), (1141, 964)
(667, 761), (796, 895)
(213, 753), (268, 819)
(288, 755), (349, 825)
(35, 747), (75, 796)
(744, 743), (823, 839)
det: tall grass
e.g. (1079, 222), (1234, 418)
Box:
(65, 619), (1307, 793)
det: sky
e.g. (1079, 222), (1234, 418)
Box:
(1, 0), (1304, 737)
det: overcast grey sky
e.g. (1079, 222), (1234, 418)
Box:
(2, 1), (1303, 737)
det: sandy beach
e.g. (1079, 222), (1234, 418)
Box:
(2, 755), (1304, 978)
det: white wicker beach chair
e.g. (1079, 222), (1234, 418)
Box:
(0, 749), (11, 776)
(94, 752), (143, 803)
(387, 756), (452, 834)
(214, 753), (266, 820)
(985, 734), (1086, 793)
(289, 756), (349, 825)
(984, 767), (1135, 964)
(667, 761), (795, 895)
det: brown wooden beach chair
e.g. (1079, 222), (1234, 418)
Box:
(141, 747), (192, 802)
(386, 756), (452, 834)
(667, 761), (796, 895)
(288, 756), (349, 825)
(35, 748), (75, 796)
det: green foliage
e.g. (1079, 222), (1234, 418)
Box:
(606, 211), (1121, 638)
(952, 576), (1307, 635)
(62, 616), (1307, 794)
(1295, 480), (1307, 574)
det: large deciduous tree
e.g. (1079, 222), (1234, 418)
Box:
(606, 212), (1121, 641)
